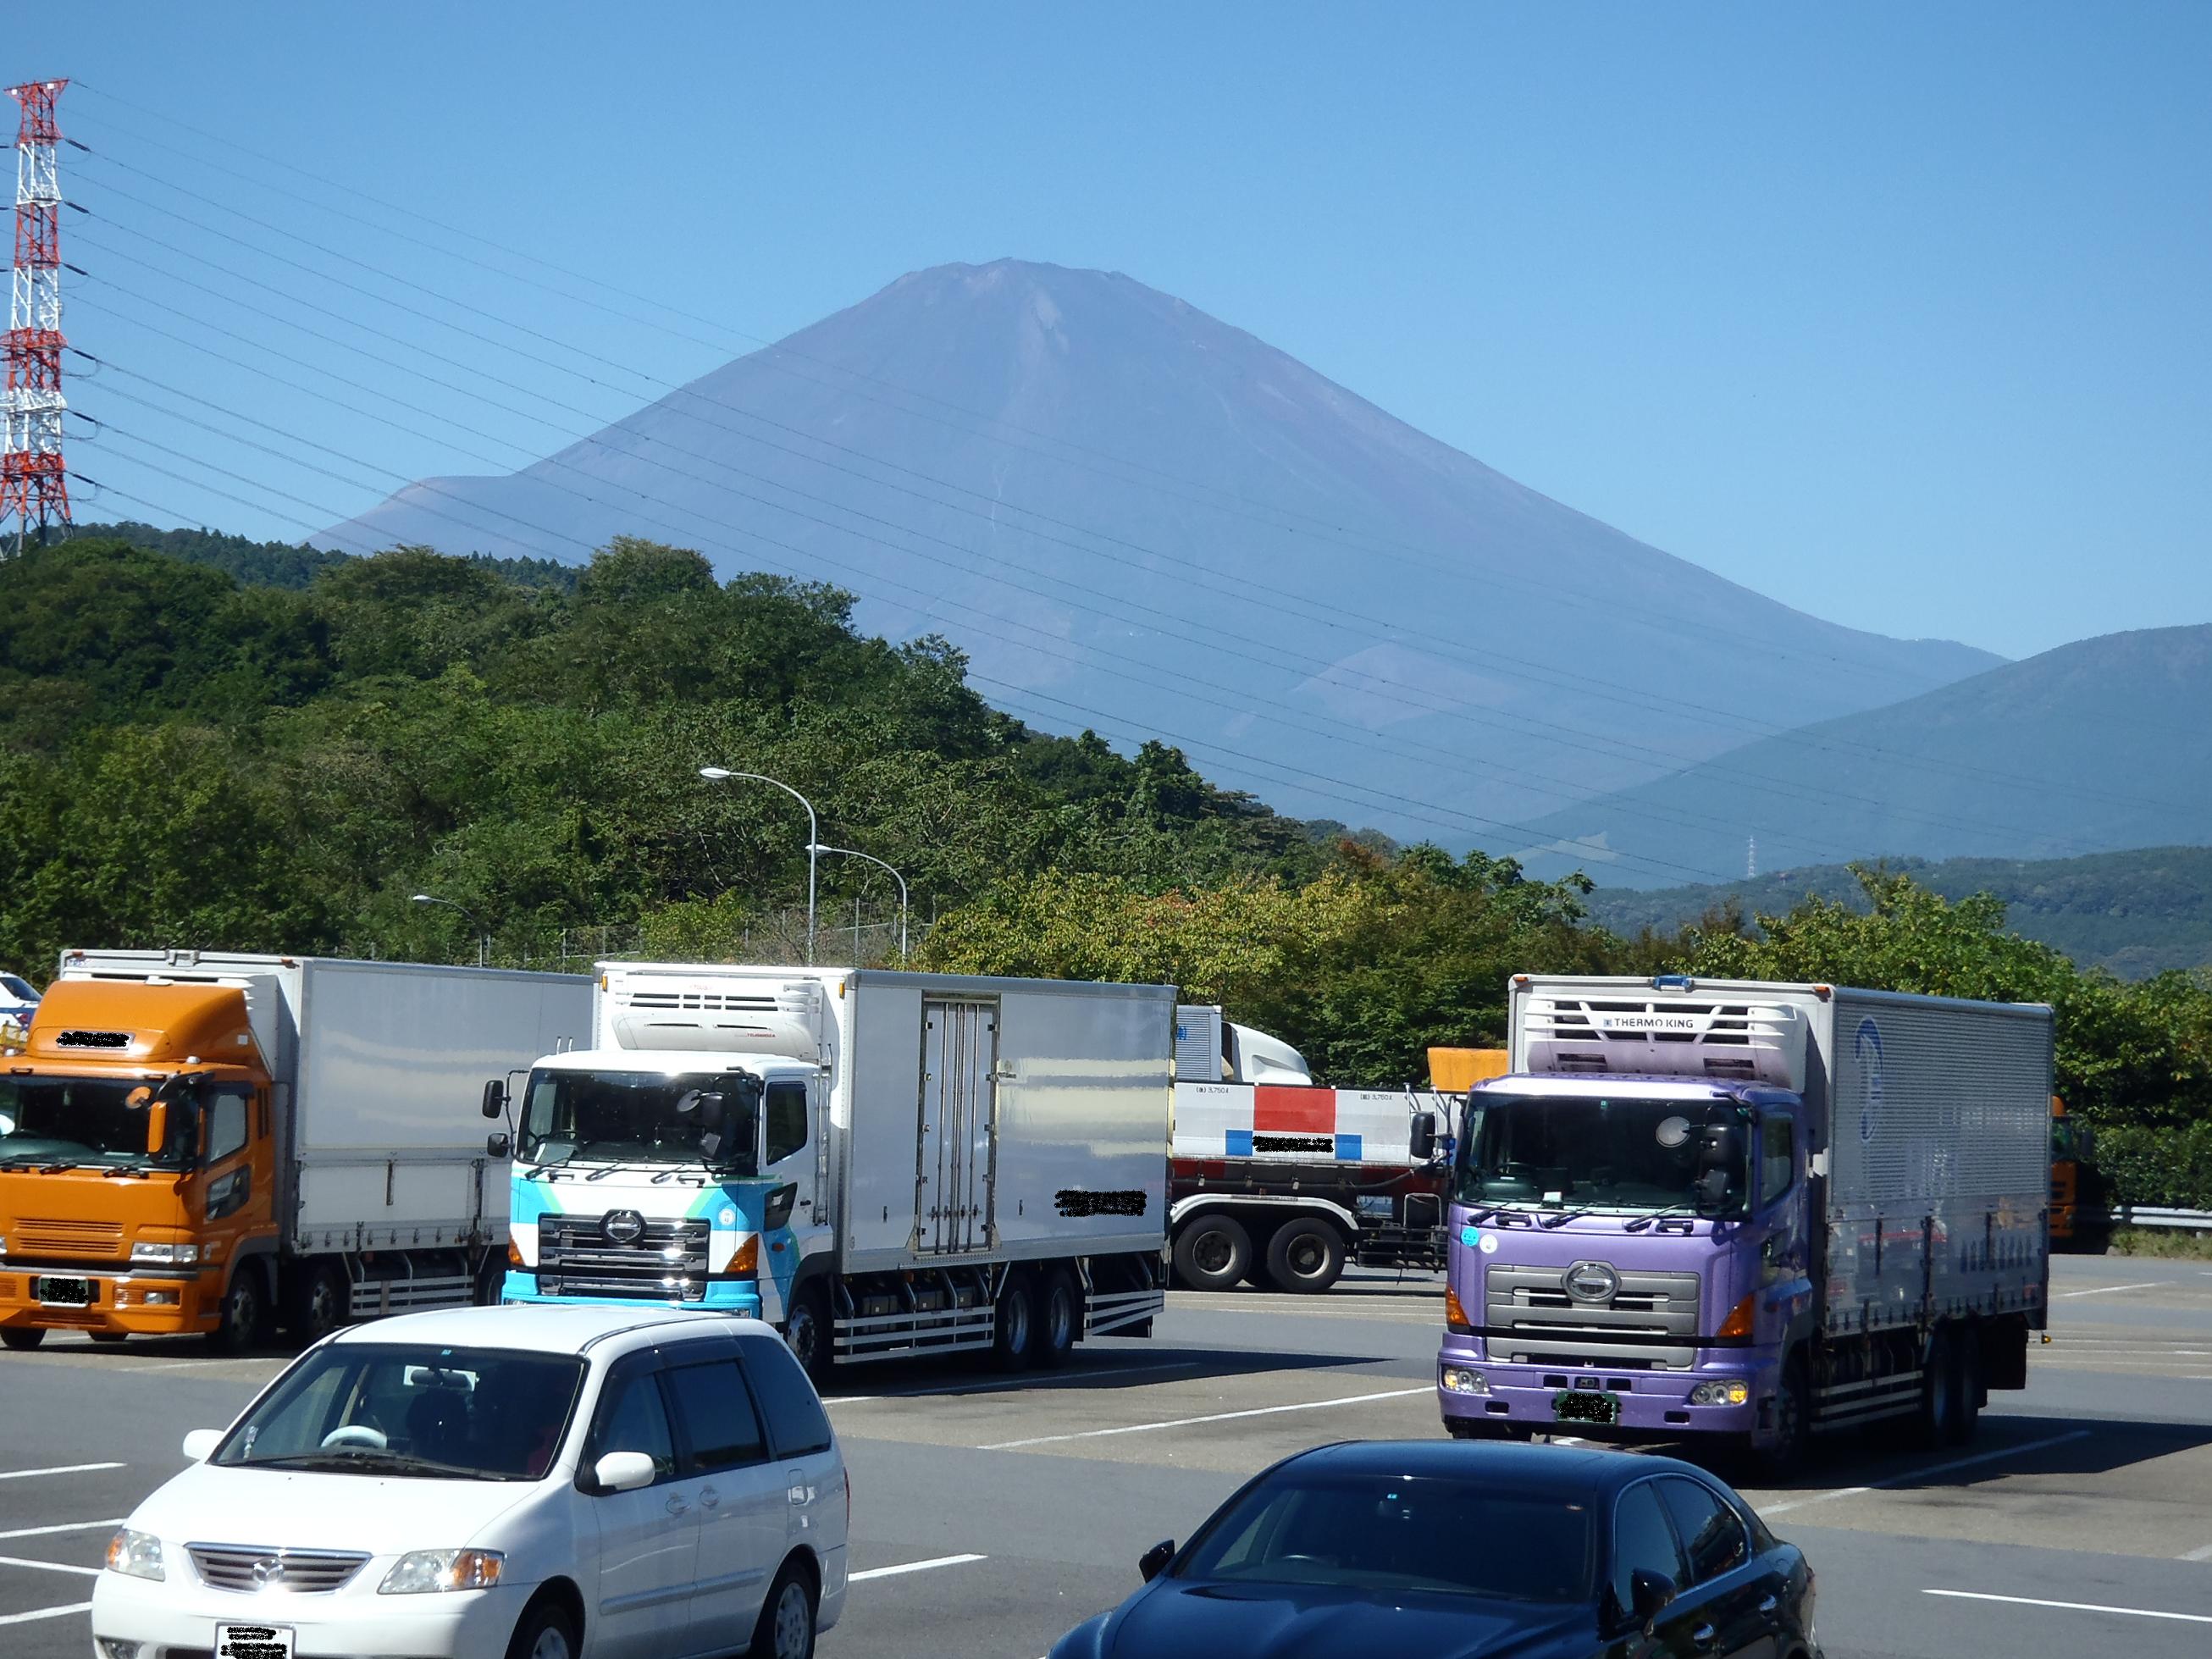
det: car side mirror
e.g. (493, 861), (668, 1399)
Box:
(1630, 1568), (1678, 1626)
(481, 1080), (506, 1120)
(762, 1182), (797, 1231)
(181, 1429), (224, 1463)
(486, 1132), (512, 1159)
(593, 1451), (658, 1494)
(1137, 1539), (1175, 1582)
(1409, 1111), (1438, 1162)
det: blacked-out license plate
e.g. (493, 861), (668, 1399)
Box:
(1554, 1389), (1620, 1426)
(32, 1275), (92, 1307)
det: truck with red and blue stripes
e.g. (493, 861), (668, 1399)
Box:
(1169, 1006), (1465, 1293)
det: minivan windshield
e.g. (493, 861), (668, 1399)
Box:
(1176, 1471), (1593, 1602)
(214, 1342), (588, 1481)
(0, 1075), (192, 1170)
(1456, 1092), (1753, 1217)
(517, 1067), (761, 1174)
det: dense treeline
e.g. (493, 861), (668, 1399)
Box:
(5, 531), (2208, 1206)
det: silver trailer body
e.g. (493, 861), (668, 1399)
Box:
(58, 950), (594, 1253)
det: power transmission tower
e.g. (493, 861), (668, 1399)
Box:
(3, 79), (70, 556)
(1746, 834), (1757, 881)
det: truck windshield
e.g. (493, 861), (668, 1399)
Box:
(517, 1068), (760, 1174)
(0, 1076), (190, 1170)
(1455, 1092), (1753, 1217)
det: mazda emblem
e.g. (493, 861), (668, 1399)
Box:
(252, 1557), (287, 1587)
(1562, 1260), (1620, 1303)
(603, 1209), (646, 1246)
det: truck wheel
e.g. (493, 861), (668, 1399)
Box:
(1171, 1214), (1251, 1292)
(992, 1273), (1036, 1372)
(0, 1328), (45, 1352)
(1750, 1353), (1810, 1482)
(208, 1263), (271, 1354)
(1264, 1218), (1347, 1294)
(1913, 1327), (1957, 1449)
(1034, 1269), (1078, 1369)
(1946, 1327), (1982, 1447)
(782, 1284), (834, 1385)
(285, 1261), (346, 1344)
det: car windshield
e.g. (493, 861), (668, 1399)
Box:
(0, 1075), (192, 1169)
(213, 1342), (588, 1481)
(1456, 1092), (1753, 1216)
(1177, 1471), (1593, 1602)
(517, 1067), (760, 1173)
(0, 974), (36, 1003)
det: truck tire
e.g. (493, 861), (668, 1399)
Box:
(782, 1283), (834, 1385)
(992, 1273), (1036, 1372)
(285, 1260), (346, 1345)
(1750, 1352), (1810, 1482)
(1946, 1326), (1982, 1447)
(1034, 1269), (1078, 1369)
(1264, 1218), (1347, 1294)
(1171, 1214), (1251, 1292)
(1, 1328), (45, 1352)
(208, 1261), (272, 1354)
(1912, 1326), (1958, 1449)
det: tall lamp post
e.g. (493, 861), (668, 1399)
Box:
(411, 893), (489, 968)
(699, 766), (818, 965)
(808, 843), (910, 965)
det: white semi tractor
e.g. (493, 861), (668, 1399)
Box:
(495, 964), (1175, 1377)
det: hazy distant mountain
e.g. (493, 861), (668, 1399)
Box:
(318, 259), (1997, 849)
(1517, 627), (2212, 888)
(1582, 845), (2212, 980)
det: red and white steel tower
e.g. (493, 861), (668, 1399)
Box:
(3, 78), (69, 552)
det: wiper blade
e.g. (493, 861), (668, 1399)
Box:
(244, 1450), (488, 1479)
(1536, 1208), (1592, 1230)
(1624, 1204), (1695, 1233)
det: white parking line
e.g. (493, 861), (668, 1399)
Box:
(0, 1553), (101, 1577)
(0, 1601), (91, 1628)
(1761, 1430), (2088, 1516)
(0, 1462), (124, 1482)
(1926, 1589), (2212, 1624)
(979, 1385), (1433, 1450)
(849, 1553), (987, 1582)
(0, 1518), (121, 1541)
(2058, 1280), (2168, 1297)
(2180, 1543), (2212, 1562)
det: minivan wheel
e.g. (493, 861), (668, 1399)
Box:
(505, 1599), (578, 1659)
(749, 1560), (817, 1659)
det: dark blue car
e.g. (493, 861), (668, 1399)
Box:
(1049, 1441), (1818, 1659)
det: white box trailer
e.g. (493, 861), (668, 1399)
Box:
(502, 964), (1175, 1374)
(34, 949), (591, 1341)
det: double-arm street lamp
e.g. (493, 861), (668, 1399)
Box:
(411, 893), (489, 968)
(808, 843), (910, 965)
(699, 767), (818, 965)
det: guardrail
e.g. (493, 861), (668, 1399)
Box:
(2092, 1205), (2212, 1232)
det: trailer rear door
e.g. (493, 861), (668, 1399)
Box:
(916, 999), (997, 1254)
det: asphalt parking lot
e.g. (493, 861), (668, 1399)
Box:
(5, 1253), (2212, 1657)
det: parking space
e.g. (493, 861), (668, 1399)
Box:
(5, 1253), (2212, 1657)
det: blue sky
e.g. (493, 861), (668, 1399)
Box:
(13, 3), (2209, 659)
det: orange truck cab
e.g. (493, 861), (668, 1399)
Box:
(2049, 1096), (2091, 1242)
(0, 949), (592, 1352)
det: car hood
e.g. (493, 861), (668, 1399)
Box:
(129, 1463), (544, 1553)
(1087, 1581), (1584, 1659)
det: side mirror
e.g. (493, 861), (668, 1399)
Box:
(1630, 1568), (1678, 1625)
(1409, 1112), (1439, 1162)
(144, 1100), (169, 1158)
(1137, 1539), (1175, 1582)
(481, 1080), (506, 1120)
(486, 1132), (512, 1159)
(762, 1182), (797, 1231)
(593, 1451), (658, 1494)
(181, 1429), (224, 1463)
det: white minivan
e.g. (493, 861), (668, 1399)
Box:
(91, 1302), (848, 1659)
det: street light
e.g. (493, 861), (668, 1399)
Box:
(411, 893), (489, 968)
(699, 767), (818, 965)
(808, 843), (910, 965)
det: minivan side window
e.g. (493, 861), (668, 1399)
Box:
(1656, 1477), (1749, 1584)
(738, 1333), (834, 1457)
(664, 1360), (768, 1473)
(764, 1082), (808, 1166)
(584, 1368), (677, 1484)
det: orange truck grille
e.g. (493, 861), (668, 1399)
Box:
(14, 1219), (126, 1257)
